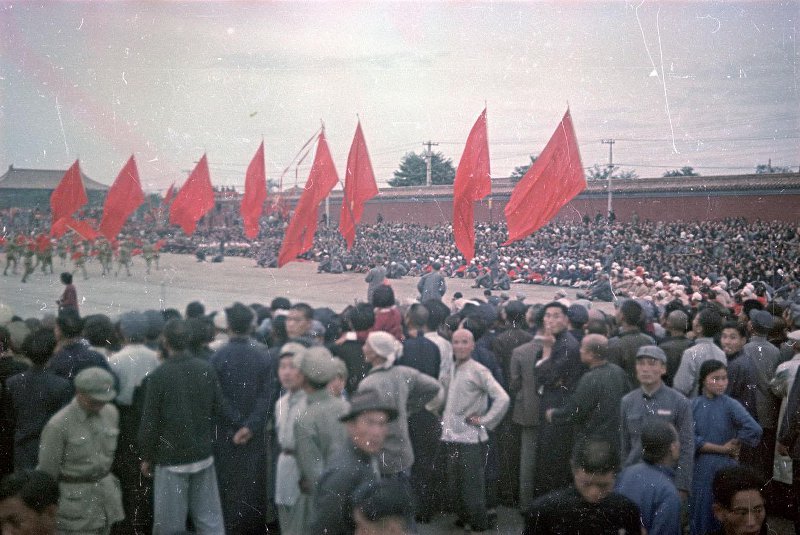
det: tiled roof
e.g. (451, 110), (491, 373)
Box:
(0, 165), (109, 191)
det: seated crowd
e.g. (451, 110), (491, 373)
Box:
(3, 204), (799, 304)
(1, 270), (800, 534)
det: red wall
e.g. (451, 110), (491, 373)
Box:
(329, 193), (800, 225)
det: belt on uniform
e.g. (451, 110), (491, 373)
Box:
(59, 472), (109, 484)
(281, 449), (296, 456)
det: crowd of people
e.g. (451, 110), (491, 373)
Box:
(1, 264), (800, 534)
(3, 202), (799, 302)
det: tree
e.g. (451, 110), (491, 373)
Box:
(510, 155), (538, 183)
(389, 151), (456, 187)
(616, 169), (639, 180)
(585, 164), (639, 181)
(663, 166), (699, 177)
(755, 163), (792, 174)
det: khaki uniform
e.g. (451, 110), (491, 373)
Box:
(38, 399), (124, 534)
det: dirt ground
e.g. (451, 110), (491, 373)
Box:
(0, 252), (613, 320)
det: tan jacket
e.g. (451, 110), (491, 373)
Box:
(37, 399), (124, 532)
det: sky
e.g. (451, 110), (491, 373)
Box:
(1, 1), (798, 192)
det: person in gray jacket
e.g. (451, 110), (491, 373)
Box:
(358, 331), (442, 477)
(417, 262), (447, 302)
(365, 256), (387, 304)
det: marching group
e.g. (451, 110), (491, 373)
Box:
(1, 262), (800, 535)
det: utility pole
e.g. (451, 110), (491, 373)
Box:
(601, 139), (615, 218)
(423, 141), (439, 187)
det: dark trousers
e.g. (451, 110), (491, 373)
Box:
(445, 441), (488, 531)
(741, 428), (776, 483)
(794, 462), (800, 535)
(409, 410), (442, 520)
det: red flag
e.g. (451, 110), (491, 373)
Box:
(241, 142), (267, 240)
(278, 131), (339, 267)
(504, 109), (586, 245)
(50, 160), (88, 232)
(98, 156), (145, 240)
(51, 217), (99, 241)
(452, 108), (491, 262)
(169, 154), (215, 236)
(339, 121), (378, 249)
(162, 182), (176, 206)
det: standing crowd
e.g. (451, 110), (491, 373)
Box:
(2, 264), (800, 535)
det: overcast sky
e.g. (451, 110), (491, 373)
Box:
(1, 1), (797, 192)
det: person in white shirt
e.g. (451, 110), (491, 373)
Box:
(440, 329), (509, 532)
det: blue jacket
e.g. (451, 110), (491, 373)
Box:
(616, 461), (681, 535)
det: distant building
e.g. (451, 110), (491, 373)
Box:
(0, 165), (108, 210)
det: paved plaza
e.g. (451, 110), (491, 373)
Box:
(0, 253), (612, 320)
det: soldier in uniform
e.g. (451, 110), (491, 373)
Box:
(37, 234), (54, 274)
(56, 238), (68, 266)
(71, 246), (88, 281)
(96, 238), (113, 277)
(2, 234), (23, 276)
(116, 241), (132, 277)
(20, 241), (36, 283)
(142, 242), (155, 274)
(152, 240), (161, 271)
(37, 367), (124, 535)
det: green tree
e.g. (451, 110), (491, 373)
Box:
(510, 155), (538, 183)
(755, 163), (792, 174)
(389, 151), (455, 187)
(585, 164), (638, 181)
(663, 166), (699, 177)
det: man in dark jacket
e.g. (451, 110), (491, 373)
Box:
(658, 309), (693, 387)
(2, 328), (71, 471)
(211, 302), (278, 534)
(777, 366), (800, 534)
(524, 438), (641, 534)
(490, 299), (533, 506)
(608, 300), (655, 388)
(547, 334), (630, 447)
(417, 262), (446, 302)
(311, 389), (397, 535)
(48, 310), (113, 383)
(138, 319), (226, 534)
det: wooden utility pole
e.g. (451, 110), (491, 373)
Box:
(423, 141), (439, 187)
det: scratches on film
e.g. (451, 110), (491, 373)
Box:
(696, 14), (721, 34)
(54, 96), (69, 154)
(635, 1), (678, 154)
(655, 8), (679, 154)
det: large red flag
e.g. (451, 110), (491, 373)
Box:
(162, 182), (176, 206)
(339, 121), (378, 249)
(50, 160), (87, 232)
(51, 217), (99, 241)
(169, 154), (215, 236)
(241, 142), (267, 240)
(452, 108), (491, 262)
(278, 131), (339, 267)
(98, 155), (145, 240)
(504, 109), (586, 245)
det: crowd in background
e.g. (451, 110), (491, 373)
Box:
(2, 204), (798, 298)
